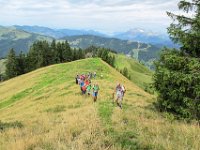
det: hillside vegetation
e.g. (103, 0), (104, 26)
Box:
(0, 58), (199, 150)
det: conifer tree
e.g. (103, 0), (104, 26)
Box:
(154, 0), (200, 120)
(5, 49), (18, 78)
(17, 51), (26, 74)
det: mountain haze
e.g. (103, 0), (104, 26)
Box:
(114, 29), (175, 48)
(14, 25), (106, 39)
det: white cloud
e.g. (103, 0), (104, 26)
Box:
(0, 0), (181, 33)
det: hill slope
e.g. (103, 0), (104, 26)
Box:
(0, 58), (199, 150)
(61, 35), (161, 68)
(0, 26), (53, 57)
(115, 54), (152, 89)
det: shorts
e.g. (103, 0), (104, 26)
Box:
(93, 92), (98, 97)
(116, 91), (123, 100)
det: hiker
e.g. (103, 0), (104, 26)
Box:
(121, 85), (126, 97)
(92, 83), (99, 102)
(81, 83), (87, 95)
(75, 74), (79, 84)
(85, 79), (90, 86)
(86, 83), (92, 95)
(90, 72), (92, 79)
(80, 79), (85, 92)
(88, 72), (91, 79)
(115, 83), (123, 109)
(93, 72), (96, 79)
(77, 77), (81, 85)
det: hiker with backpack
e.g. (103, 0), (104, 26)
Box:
(92, 83), (99, 102)
(80, 79), (85, 93)
(114, 83), (125, 109)
(86, 83), (92, 95)
(75, 74), (79, 84)
(81, 83), (87, 95)
(93, 72), (96, 79)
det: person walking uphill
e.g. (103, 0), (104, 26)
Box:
(75, 74), (79, 84)
(86, 83), (92, 95)
(92, 84), (99, 102)
(115, 83), (125, 109)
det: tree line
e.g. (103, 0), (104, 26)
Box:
(4, 40), (116, 80)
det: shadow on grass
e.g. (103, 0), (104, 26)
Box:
(45, 105), (66, 113)
(0, 120), (23, 131)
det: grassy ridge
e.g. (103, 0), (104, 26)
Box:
(0, 58), (199, 150)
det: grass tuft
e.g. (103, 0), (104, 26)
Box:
(0, 120), (23, 131)
(46, 105), (66, 113)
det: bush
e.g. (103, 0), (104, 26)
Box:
(120, 67), (131, 80)
(154, 50), (200, 121)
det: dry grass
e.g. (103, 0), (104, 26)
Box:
(0, 58), (199, 150)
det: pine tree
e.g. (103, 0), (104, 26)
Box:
(167, 0), (200, 57)
(63, 40), (72, 62)
(51, 39), (57, 64)
(77, 48), (85, 59)
(5, 49), (18, 79)
(72, 48), (78, 61)
(154, 0), (200, 120)
(17, 51), (26, 74)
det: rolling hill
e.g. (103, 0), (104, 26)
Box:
(61, 35), (161, 68)
(0, 26), (53, 57)
(0, 58), (199, 150)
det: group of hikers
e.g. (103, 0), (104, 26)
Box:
(75, 72), (126, 109)
(75, 72), (99, 102)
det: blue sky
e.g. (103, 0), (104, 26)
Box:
(0, 0), (180, 33)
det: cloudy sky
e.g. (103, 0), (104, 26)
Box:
(0, 0), (180, 33)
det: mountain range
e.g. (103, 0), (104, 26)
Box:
(113, 28), (175, 47)
(0, 25), (173, 69)
(14, 25), (174, 47)
(14, 25), (107, 39)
